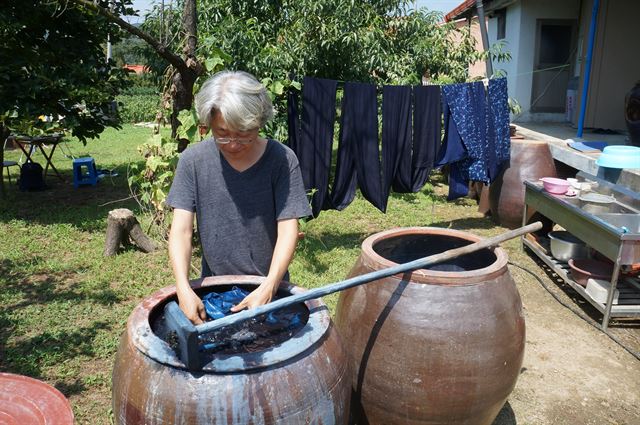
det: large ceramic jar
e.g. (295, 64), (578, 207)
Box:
(335, 227), (525, 425)
(625, 82), (640, 147)
(112, 275), (351, 424)
(489, 139), (557, 229)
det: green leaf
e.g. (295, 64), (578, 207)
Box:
(271, 80), (284, 96)
(204, 57), (226, 72)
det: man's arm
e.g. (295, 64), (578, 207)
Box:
(230, 218), (299, 311)
(168, 208), (206, 324)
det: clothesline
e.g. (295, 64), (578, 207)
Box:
(287, 76), (511, 218)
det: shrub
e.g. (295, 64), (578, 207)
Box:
(116, 94), (160, 123)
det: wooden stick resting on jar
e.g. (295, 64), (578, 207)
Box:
(165, 221), (542, 369)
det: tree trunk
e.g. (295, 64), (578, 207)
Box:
(70, 0), (204, 142)
(104, 208), (157, 256)
(170, 0), (202, 141)
(0, 124), (9, 197)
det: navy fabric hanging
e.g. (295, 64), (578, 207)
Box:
(381, 85), (442, 201)
(286, 87), (301, 154)
(330, 82), (385, 212)
(411, 85), (442, 192)
(436, 97), (469, 200)
(382, 85), (413, 201)
(299, 77), (338, 217)
(329, 111), (358, 210)
(488, 77), (511, 180)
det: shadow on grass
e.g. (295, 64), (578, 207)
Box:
(2, 321), (112, 384)
(0, 159), (147, 232)
(429, 216), (497, 231)
(297, 229), (369, 275)
(0, 257), (122, 310)
(0, 257), (123, 393)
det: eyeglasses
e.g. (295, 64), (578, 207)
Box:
(214, 136), (254, 145)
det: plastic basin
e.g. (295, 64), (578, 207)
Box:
(596, 145), (640, 169)
(540, 177), (570, 194)
(568, 259), (613, 287)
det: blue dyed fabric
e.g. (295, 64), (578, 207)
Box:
(299, 77), (338, 217)
(411, 85), (443, 192)
(436, 93), (469, 200)
(488, 77), (511, 180)
(330, 82), (385, 212)
(437, 78), (511, 200)
(442, 81), (488, 183)
(202, 286), (250, 320)
(382, 85), (442, 199)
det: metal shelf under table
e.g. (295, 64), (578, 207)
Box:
(523, 180), (640, 330)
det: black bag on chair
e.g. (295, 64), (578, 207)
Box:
(18, 162), (47, 191)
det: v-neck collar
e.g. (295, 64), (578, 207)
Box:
(217, 139), (272, 175)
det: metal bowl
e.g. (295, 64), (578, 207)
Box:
(579, 192), (616, 214)
(547, 231), (589, 262)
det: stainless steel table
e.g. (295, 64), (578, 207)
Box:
(522, 178), (640, 330)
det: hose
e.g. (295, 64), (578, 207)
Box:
(508, 261), (640, 362)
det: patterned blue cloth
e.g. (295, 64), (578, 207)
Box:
(442, 81), (488, 183)
(488, 78), (511, 180)
(436, 97), (469, 200)
(437, 78), (511, 200)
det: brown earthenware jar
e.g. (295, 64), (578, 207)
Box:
(112, 275), (351, 424)
(489, 139), (557, 229)
(335, 227), (525, 425)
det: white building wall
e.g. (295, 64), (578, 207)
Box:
(488, 4), (522, 114)
(488, 0), (580, 121)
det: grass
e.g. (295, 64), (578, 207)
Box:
(0, 124), (514, 423)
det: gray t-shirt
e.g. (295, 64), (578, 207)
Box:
(167, 138), (311, 277)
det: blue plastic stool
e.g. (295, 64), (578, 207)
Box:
(72, 157), (98, 188)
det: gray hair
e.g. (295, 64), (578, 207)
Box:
(194, 70), (274, 131)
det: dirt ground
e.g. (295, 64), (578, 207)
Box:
(5, 170), (637, 424)
(491, 250), (640, 425)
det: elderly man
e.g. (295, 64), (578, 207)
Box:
(167, 70), (311, 324)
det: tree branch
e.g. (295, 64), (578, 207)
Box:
(67, 0), (188, 74)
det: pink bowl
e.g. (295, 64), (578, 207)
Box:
(540, 177), (570, 194)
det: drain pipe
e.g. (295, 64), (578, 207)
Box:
(476, 0), (493, 77)
(576, 0), (600, 138)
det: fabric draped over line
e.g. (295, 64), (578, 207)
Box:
(382, 85), (442, 202)
(436, 77), (511, 200)
(292, 77), (338, 217)
(287, 76), (510, 215)
(488, 77), (511, 179)
(331, 82), (385, 213)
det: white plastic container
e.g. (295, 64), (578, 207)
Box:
(585, 278), (619, 304)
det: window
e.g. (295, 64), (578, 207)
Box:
(496, 8), (506, 40)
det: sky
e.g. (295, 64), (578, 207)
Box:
(416, 0), (462, 14)
(125, 0), (462, 23)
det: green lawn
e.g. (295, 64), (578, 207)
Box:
(0, 124), (520, 423)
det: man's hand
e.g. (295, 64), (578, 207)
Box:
(230, 283), (274, 312)
(177, 288), (207, 325)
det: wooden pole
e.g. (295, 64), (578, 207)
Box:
(475, 0), (493, 78)
(195, 221), (543, 335)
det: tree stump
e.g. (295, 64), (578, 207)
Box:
(104, 208), (157, 256)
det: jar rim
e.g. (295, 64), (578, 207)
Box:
(129, 275), (330, 372)
(360, 227), (509, 285)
